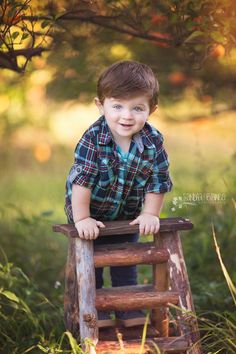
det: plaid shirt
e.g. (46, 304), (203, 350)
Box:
(65, 116), (173, 222)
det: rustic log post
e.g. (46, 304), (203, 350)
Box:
(157, 230), (202, 354)
(152, 231), (170, 337)
(64, 238), (79, 336)
(74, 238), (98, 354)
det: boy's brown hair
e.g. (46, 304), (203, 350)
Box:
(97, 60), (159, 110)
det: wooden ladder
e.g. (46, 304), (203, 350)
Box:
(53, 217), (202, 354)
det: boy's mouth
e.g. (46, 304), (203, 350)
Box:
(120, 123), (133, 127)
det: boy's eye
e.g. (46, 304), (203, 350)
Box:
(113, 104), (122, 109)
(133, 106), (144, 112)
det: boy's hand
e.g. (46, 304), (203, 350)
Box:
(75, 217), (105, 240)
(129, 213), (160, 235)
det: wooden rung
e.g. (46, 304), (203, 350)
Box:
(52, 217), (193, 238)
(96, 336), (189, 353)
(96, 285), (179, 311)
(94, 242), (169, 267)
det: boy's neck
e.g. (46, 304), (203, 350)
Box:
(114, 137), (131, 153)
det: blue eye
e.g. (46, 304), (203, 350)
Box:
(113, 104), (122, 110)
(134, 106), (144, 112)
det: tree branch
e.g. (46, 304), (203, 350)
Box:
(0, 47), (49, 72)
(22, 13), (173, 45)
(0, 52), (21, 72)
(9, 47), (48, 58)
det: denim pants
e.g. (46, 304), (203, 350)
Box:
(94, 233), (139, 289)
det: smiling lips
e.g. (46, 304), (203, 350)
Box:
(120, 123), (134, 128)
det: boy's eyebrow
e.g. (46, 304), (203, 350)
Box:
(110, 97), (121, 101)
(110, 98), (149, 107)
(132, 103), (149, 108)
(111, 98), (147, 105)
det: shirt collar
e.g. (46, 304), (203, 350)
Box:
(98, 117), (155, 150)
(139, 124), (156, 149)
(98, 116), (113, 145)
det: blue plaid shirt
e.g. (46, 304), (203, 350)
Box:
(65, 116), (173, 222)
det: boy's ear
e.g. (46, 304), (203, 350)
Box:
(150, 104), (158, 114)
(94, 97), (104, 115)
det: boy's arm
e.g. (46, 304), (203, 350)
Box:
(142, 192), (165, 216)
(72, 184), (105, 240)
(72, 183), (91, 222)
(129, 193), (165, 235)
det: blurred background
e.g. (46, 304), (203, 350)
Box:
(0, 1), (235, 352)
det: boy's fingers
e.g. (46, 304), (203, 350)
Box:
(89, 230), (95, 239)
(94, 227), (99, 238)
(154, 225), (160, 234)
(129, 218), (139, 225)
(83, 229), (89, 238)
(150, 225), (155, 234)
(139, 224), (145, 235)
(79, 232), (86, 239)
(96, 221), (105, 228)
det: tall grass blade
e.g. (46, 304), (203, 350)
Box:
(149, 340), (161, 354)
(139, 312), (150, 354)
(211, 223), (236, 305)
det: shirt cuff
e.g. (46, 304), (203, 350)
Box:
(146, 179), (173, 194)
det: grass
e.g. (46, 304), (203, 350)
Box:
(196, 224), (236, 353)
(0, 256), (64, 353)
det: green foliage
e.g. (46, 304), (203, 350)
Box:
(0, 0), (51, 72)
(197, 263), (236, 354)
(0, 204), (67, 294)
(199, 311), (236, 353)
(0, 258), (85, 353)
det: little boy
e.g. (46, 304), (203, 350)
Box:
(65, 60), (173, 328)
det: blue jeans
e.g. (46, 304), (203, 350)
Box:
(94, 233), (139, 289)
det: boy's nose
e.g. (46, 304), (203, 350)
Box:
(122, 110), (133, 119)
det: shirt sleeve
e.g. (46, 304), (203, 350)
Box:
(145, 135), (173, 194)
(67, 133), (98, 189)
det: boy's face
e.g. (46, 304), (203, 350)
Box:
(95, 95), (156, 143)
